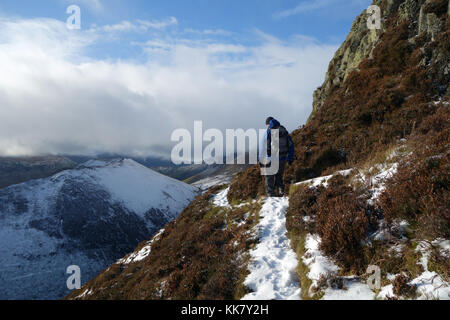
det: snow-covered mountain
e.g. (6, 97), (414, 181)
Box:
(0, 159), (197, 300)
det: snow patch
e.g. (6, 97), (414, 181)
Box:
(213, 187), (231, 208)
(322, 277), (375, 300)
(242, 197), (301, 300)
(302, 234), (375, 300)
(379, 240), (450, 300)
(378, 284), (394, 299)
(410, 240), (450, 300)
(367, 163), (398, 204)
(118, 229), (165, 265)
(303, 234), (339, 284)
(295, 169), (354, 188)
(74, 288), (93, 299)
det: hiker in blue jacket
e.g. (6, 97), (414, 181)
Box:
(259, 117), (294, 197)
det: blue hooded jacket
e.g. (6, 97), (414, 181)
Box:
(259, 119), (294, 163)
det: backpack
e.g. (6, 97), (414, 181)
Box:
(278, 126), (290, 156)
(268, 126), (290, 157)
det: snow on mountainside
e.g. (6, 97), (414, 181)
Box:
(0, 159), (196, 300)
(77, 159), (195, 217)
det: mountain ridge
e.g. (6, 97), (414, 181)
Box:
(0, 155), (76, 189)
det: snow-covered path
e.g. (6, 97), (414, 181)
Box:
(242, 197), (301, 300)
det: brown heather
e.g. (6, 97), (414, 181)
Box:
(392, 274), (417, 298)
(315, 183), (370, 272)
(67, 185), (262, 300)
(378, 106), (450, 240)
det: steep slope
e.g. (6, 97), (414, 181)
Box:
(229, 0), (449, 199)
(67, 0), (449, 300)
(0, 156), (76, 189)
(0, 159), (196, 299)
(280, 0), (449, 299)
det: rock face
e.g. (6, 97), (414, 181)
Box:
(312, 9), (381, 115)
(311, 0), (449, 118)
(0, 159), (196, 299)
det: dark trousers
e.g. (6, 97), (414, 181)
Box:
(265, 160), (286, 197)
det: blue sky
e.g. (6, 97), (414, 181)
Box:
(0, 0), (371, 58)
(0, 0), (372, 158)
(0, 0), (370, 34)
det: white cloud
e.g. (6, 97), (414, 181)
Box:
(274, 0), (337, 18)
(184, 28), (233, 36)
(0, 17), (337, 158)
(137, 17), (178, 30)
(101, 20), (138, 32)
(92, 17), (178, 33)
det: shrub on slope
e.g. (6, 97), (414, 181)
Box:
(379, 106), (450, 240)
